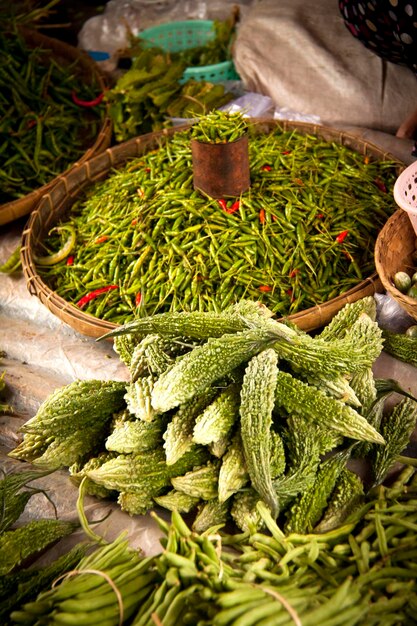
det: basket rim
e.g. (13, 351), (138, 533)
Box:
(0, 26), (112, 227)
(375, 208), (417, 305)
(21, 118), (398, 338)
(140, 19), (215, 36)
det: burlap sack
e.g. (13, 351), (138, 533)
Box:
(234, 0), (417, 134)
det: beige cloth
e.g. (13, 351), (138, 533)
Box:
(234, 0), (417, 134)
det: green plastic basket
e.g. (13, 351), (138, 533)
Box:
(138, 19), (240, 83)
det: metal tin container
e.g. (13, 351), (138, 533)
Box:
(191, 134), (250, 198)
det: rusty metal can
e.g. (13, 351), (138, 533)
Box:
(191, 134), (250, 198)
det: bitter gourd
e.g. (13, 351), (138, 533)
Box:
(164, 390), (216, 465)
(17, 379), (126, 436)
(304, 373), (361, 407)
(86, 447), (209, 500)
(125, 375), (157, 421)
(270, 429), (286, 479)
(153, 489), (200, 513)
(349, 367), (380, 459)
(25, 425), (108, 469)
(129, 334), (180, 381)
(350, 367), (377, 416)
(314, 468), (364, 533)
(100, 310), (252, 340)
(151, 326), (284, 413)
(192, 498), (229, 533)
(218, 431), (249, 503)
(273, 415), (323, 507)
(274, 371), (385, 444)
(70, 452), (119, 499)
(209, 436), (229, 458)
(230, 488), (264, 532)
(240, 348), (279, 517)
(284, 447), (352, 534)
(8, 432), (51, 463)
(318, 296), (377, 341)
(171, 461), (220, 500)
(113, 333), (143, 367)
(273, 313), (383, 378)
(105, 416), (166, 454)
(118, 490), (154, 515)
(0, 519), (77, 576)
(371, 397), (417, 487)
(193, 382), (240, 446)
(381, 329), (417, 367)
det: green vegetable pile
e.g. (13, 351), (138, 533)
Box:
(8, 466), (417, 625)
(9, 298), (417, 535)
(36, 120), (398, 325)
(0, 27), (106, 204)
(106, 17), (237, 140)
(190, 109), (248, 143)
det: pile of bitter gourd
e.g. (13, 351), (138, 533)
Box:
(9, 296), (417, 535)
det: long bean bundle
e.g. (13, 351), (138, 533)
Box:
(36, 124), (397, 324)
(0, 28), (105, 203)
(10, 468), (417, 626)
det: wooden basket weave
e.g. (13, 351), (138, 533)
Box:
(375, 208), (417, 322)
(0, 27), (112, 227)
(22, 119), (395, 339)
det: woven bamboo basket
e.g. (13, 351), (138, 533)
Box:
(375, 208), (417, 322)
(0, 27), (112, 227)
(22, 119), (395, 339)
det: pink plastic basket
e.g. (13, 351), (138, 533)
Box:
(393, 161), (417, 235)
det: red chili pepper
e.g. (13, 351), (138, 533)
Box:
(374, 177), (387, 193)
(289, 269), (300, 278)
(131, 218), (138, 226)
(66, 255), (75, 266)
(259, 208), (266, 224)
(76, 285), (118, 309)
(135, 292), (142, 307)
(71, 90), (104, 107)
(27, 119), (37, 129)
(94, 235), (109, 244)
(259, 285), (272, 292)
(364, 155), (370, 165)
(293, 178), (303, 186)
(316, 213), (324, 219)
(286, 288), (295, 301)
(261, 165), (272, 171)
(145, 168), (151, 173)
(282, 150), (291, 155)
(226, 200), (240, 214)
(335, 230), (349, 244)
(218, 199), (228, 211)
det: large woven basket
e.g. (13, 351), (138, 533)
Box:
(0, 27), (112, 227)
(375, 208), (417, 322)
(21, 119), (395, 339)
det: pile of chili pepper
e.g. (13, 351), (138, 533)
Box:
(35, 124), (398, 325)
(191, 109), (248, 143)
(0, 28), (106, 204)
